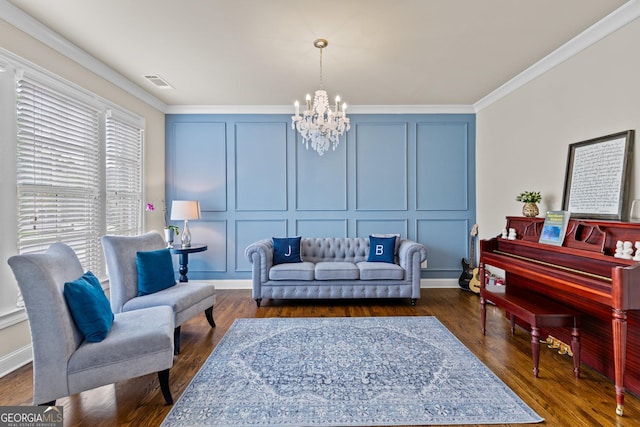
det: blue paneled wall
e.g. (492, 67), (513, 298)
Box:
(165, 113), (475, 280)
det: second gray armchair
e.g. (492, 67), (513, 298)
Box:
(101, 231), (216, 354)
(8, 243), (175, 406)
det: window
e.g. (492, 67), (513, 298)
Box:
(13, 64), (144, 280)
(105, 111), (144, 237)
(16, 76), (104, 274)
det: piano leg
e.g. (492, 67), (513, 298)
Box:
(480, 296), (487, 335)
(480, 263), (487, 335)
(531, 326), (540, 378)
(570, 324), (581, 379)
(612, 308), (627, 416)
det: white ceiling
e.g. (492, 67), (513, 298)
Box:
(4, 0), (631, 108)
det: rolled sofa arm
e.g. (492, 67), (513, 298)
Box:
(244, 239), (273, 298)
(398, 240), (427, 298)
(398, 239), (427, 269)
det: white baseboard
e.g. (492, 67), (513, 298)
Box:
(0, 344), (32, 378)
(0, 308), (27, 330)
(199, 278), (459, 290)
(420, 278), (459, 288)
(208, 279), (252, 290)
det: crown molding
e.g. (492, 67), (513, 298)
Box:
(165, 105), (296, 115)
(165, 104), (475, 115)
(347, 105), (475, 115)
(474, 0), (640, 112)
(0, 0), (167, 112)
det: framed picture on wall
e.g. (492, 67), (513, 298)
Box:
(562, 130), (634, 221)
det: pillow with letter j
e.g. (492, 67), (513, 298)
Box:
(273, 236), (302, 265)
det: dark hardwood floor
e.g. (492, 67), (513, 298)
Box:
(1, 288), (638, 426)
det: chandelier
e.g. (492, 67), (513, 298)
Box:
(292, 39), (350, 156)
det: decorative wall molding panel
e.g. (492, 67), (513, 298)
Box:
(296, 219), (348, 238)
(416, 122), (469, 211)
(166, 113), (475, 279)
(355, 122), (408, 211)
(235, 122), (288, 211)
(169, 122), (227, 211)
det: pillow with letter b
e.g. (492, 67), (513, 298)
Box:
(368, 235), (396, 263)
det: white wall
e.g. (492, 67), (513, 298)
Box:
(0, 19), (166, 375)
(476, 16), (640, 241)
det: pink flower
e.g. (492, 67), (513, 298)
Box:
(145, 201), (177, 233)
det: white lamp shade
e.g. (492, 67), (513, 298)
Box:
(170, 200), (201, 220)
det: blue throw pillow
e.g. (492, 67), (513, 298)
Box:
(368, 235), (396, 263)
(64, 271), (114, 342)
(136, 248), (176, 296)
(371, 233), (401, 256)
(273, 236), (302, 265)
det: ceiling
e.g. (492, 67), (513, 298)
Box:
(5, 0), (630, 108)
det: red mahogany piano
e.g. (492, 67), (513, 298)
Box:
(479, 216), (640, 416)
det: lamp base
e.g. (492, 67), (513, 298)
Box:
(181, 220), (191, 248)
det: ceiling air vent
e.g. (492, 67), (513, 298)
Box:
(144, 74), (174, 89)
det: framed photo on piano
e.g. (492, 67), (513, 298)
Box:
(562, 130), (634, 221)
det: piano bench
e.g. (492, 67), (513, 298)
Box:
(481, 287), (581, 379)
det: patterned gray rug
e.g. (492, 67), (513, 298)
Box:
(162, 317), (543, 426)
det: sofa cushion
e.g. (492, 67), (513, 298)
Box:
(357, 262), (405, 280)
(273, 236), (302, 265)
(368, 235), (396, 263)
(315, 262), (359, 280)
(269, 261), (315, 281)
(68, 305), (174, 378)
(64, 271), (114, 342)
(120, 280), (215, 327)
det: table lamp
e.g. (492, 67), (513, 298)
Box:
(170, 200), (201, 247)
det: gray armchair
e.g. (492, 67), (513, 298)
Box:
(7, 243), (175, 406)
(101, 231), (216, 354)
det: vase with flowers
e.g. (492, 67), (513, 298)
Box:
(516, 191), (541, 217)
(146, 201), (179, 246)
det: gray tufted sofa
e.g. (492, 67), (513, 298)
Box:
(245, 237), (427, 307)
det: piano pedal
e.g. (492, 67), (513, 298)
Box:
(542, 335), (560, 348)
(558, 343), (573, 356)
(542, 335), (574, 357)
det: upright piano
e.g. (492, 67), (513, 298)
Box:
(479, 216), (640, 416)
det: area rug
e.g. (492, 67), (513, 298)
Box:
(162, 317), (543, 426)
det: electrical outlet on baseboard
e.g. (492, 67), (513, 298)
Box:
(421, 260), (427, 269)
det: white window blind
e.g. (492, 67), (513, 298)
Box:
(16, 76), (104, 276)
(105, 112), (143, 236)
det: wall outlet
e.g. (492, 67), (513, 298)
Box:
(421, 260), (427, 269)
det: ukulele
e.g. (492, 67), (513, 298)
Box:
(458, 224), (479, 293)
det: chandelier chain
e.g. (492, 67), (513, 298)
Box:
(319, 46), (323, 90)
